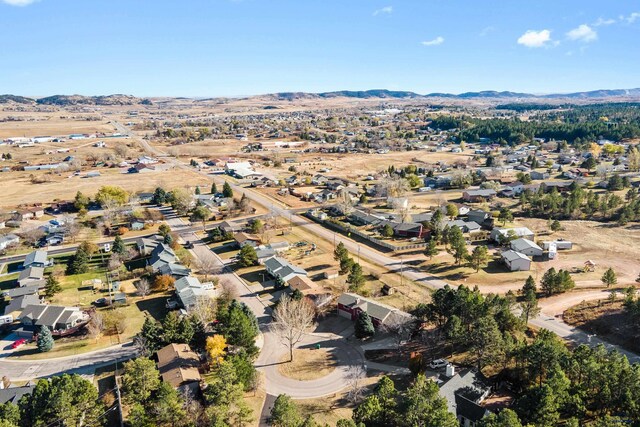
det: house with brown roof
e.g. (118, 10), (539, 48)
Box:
(156, 343), (202, 396)
(233, 232), (261, 248)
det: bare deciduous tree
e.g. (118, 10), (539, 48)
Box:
(271, 294), (315, 362)
(190, 296), (217, 326)
(87, 312), (105, 342)
(346, 364), (367, 405)
(335, 190), (354, 216)
(383, 314), (416, 354)
(196, 256), (219, 281)
(20, 227), (45, 247)
(134, 278), (151, 298)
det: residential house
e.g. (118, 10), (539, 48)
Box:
(18, 304), (89, 335)
(2, 284), (43, 299)
(149, 243), (190, 277)
(218, 221), (242, 235)
(286, 275), (318, 294)
(23, 250), (51, 269)
(337, 293), (412, 327)
(0, 385), (35, 405)
(174, 276), (216, 310)
(490, 227), (535, 243)
(311, 174), (329, 185)
(264, 256), (308, 283)
(501, 250), (531, 271)
(510, 238), (543, 257)
(530, 170), (550, 180)
(438, 368), (491, 427)
(233, 232), (261, 248)
(466, 210), (493, 228)
(4, 294), (40, 317)
(17, 267), (45, 287)
(156, 343), (202, 396)
(462, 189), (496, 202)
(445, 220), (482, 235)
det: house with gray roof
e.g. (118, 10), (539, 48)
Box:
(174, 276), (216, 310)
(23, 250), (51, 269)
(501, 250), (531, 271)
(510, 238), (543, 257)
(337, 292), (411, 327)
(264, 257), (307, 283)
(18, 304), (89, 334)
(438, 368), (491, 427)
(17, 267), (45, 287)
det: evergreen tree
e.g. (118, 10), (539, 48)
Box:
(211, 182), (218, 194)
(270, 394), (302, 427)
(152, 187), (167, 205)
(381, 223), (394, 238)
(520, 276), (540, 324)
(112, 235), (126, 255)
(44, 275), (62, 298)
(36, 325), (54, 352)
(425, 239), (439, 259)
(67, 245), (90, 275)
(355, 311), (375, 339)
(467, 245), (490, 272)
(447, 226), (468, 265)
(223, 181), (234, 198)
(333, 241), (349, 262)
(601, 267), (617, 288)
(163, 233), (173, 246)
(348, 263), (365, 291)
(122, 357), (161, 405)
(195, 185), (201, 195)
(404, 374), (458, 427)
(237, 245), (258, 267)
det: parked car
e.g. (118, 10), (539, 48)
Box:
(92, 298), (111, 307)
(11, 338), (27, 349)
(184, 241), (194, 249)
(428, 359), (449, 370)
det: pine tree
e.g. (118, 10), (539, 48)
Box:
(68, 246), (89, 275)
(112, 235), (126, 255)
(223, 182), (234, 198)
(425, 239), (439, 259)
(44, 275), (61, 298)
(36, 325), (54, 352)
(195, 185), (201, 195)
(211, 182), (217, 194)
(355, 312), (375, 339)
(348, 263), (365, 291)
(601, 267), (617, 288)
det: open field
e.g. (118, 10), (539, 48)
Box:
(0, 114), (116, 139)
(0, 166), (210, 208)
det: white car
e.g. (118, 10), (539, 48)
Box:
(428, 359), (449, 370)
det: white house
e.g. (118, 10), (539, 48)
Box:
(501, 250), (531, 271)
(490, 227), (534, 243)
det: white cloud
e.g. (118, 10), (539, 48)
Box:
(373, 6), (393, 16)
(566, 24), (598, 42)
(1, 0), (38, 5)
(421, 36), (444, 46)
(623, 12), (640, 23)
(479, 26), (495, 37)
(593, 17), (616, 27)
(517, 29), (553, 48)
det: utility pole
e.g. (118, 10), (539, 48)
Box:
(358, 245), (361, 265)
(400, 257), (407, 311)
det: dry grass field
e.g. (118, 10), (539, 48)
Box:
(278, 348), (338, 381)
(0, 113), (116, 139)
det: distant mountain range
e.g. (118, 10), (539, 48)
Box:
(269, 88), (640, 100)
(1, 88), (640, 106)
(0, 94), (151, 106)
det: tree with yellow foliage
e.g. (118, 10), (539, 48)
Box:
(206, 334), (227, 366)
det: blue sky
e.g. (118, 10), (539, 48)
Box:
(1, 0), (639, 97)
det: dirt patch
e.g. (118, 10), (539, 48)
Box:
(278, 348), (338, 380)
(563, 299), (640, 354)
